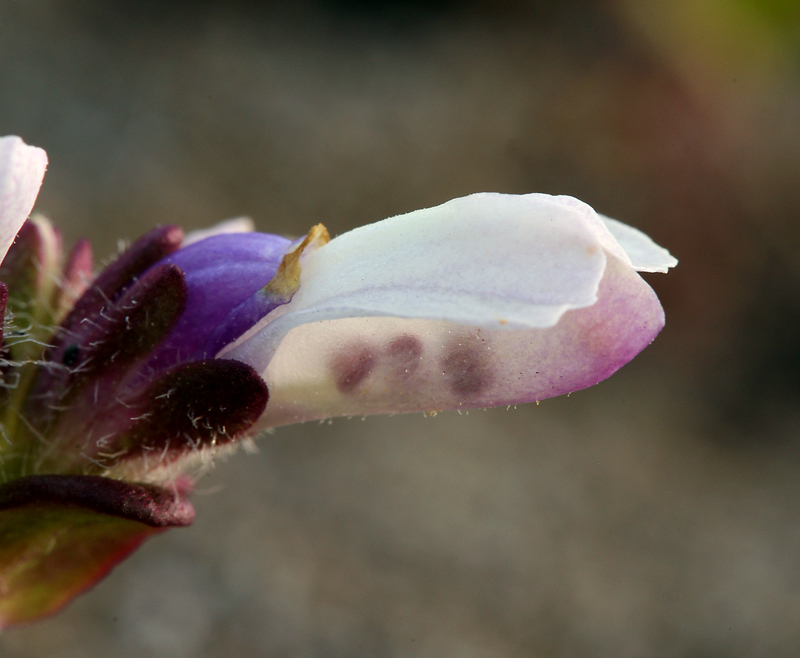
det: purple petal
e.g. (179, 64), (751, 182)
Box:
(146, 232), (292, 368)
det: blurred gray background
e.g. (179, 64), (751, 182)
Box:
(2, 0), (800, 656)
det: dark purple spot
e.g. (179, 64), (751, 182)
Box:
(331, 344), (376, 393)
(385, 334), (423, 379)
(442, 336), (492, 396)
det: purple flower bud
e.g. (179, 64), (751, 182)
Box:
(143, 231), (292, 372)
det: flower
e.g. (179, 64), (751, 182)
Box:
(214, 193), (676, 428)
(0, 136), (676, 626)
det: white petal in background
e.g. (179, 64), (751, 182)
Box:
(0, 136), (48, 263)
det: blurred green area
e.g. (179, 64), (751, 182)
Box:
(738, 0), (800, 30)
(1, 0), (800, 656)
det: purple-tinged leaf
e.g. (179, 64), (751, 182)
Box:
(64, 263), (188, 378)
(0, 475), (193, 628)
(0, 216), (61, 309)
(56, 225), (184, 342)
(54, 238), (93, 322)
(106, 359), (268, 477)
(25, 265), (189, 473)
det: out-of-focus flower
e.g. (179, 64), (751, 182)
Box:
(0, 136), (676, 626)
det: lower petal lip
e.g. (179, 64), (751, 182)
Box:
(255, 256), (665, 428)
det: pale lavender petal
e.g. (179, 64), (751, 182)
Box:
(181, 217), (255, 246)
(599, 214), (678, 273)
(257, 256), (664, 427)
(0, 136), (47, 264)
(220, 193), (613, 373)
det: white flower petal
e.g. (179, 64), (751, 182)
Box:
(599, 214), (678, 273)
(221, 193), (614, 373)
(0, 136), (48, 264)
(214, 192), (674, 426)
